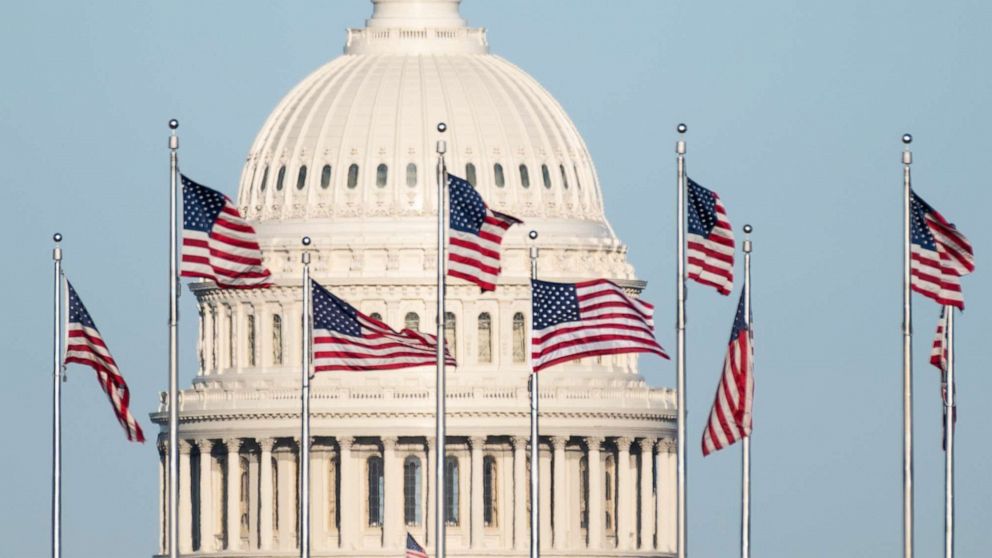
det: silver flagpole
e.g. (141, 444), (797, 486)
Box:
(741, 225), (752, 558)
(435, 122), (448, 558)
(944, 305), (954, 558)
(675, 122), (688, 558)
(167, 118), (180, 558)
(300, 236), (313, 558)
(528, 230), (540, 558)
(52, 232), (63, 558)
(901, 133), (914, 558)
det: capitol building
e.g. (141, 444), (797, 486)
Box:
(153, 1), (676, 556)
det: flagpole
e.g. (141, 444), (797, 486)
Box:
(675, 122), (688, 558)
(300, 236), (313, 558)
(901, 133), (914, 558)
(944, 305), (954, 558)
(435, 122), (448, 558)
(528, 230), (540, 558)
(51, 232), (63, 558)
(741, 225), (752, 558)
(167, 118), (180, 558)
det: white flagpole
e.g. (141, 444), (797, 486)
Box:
(741, 225), (753, 558)
(51, 232), (63, 558)
(167, 118), (180, 558)
(528, 230), (540, 558)
(300, 236), (313, 558)
(675, 122), (688, 558)
(944, 305), (955, 558)
(901, 133), (914, 558)
(435, 122), (448, 558)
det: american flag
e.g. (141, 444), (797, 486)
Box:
(910, 190), (974, 309)
(447, 174), (522, 292)
(702, 289), (753, 456)
(311, 280), (456, 372)
(63, 280), (145, 443)
(181, 175), (272, 289)
(687, 178), (734, 295)
(929, 308), (957, 451)
(405, 533), (428, 558)
(531, 279), (669, 372)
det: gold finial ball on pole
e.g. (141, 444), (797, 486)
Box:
(437, 122), (447, 133)
(528, 230), (539, 240)
(743, 224), (753, 234)
(53, 232), (63, 243)
(302, 236), (312, 247)
(902, 133), (912, 144)
(677, 123), (687, 134)
(168, 119), (179, 130)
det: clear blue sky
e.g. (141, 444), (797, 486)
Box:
(2, 1), (990, 556)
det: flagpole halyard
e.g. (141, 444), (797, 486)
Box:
(528, 230), (540, 558)
(901, 133), (914, 558)
(300, 236), (312, 558)
(741, 225), (752, 558)
(435, 122), (448, 558)
(944, 305), (954, 558)
(51, 233), (63, 558)
(167, 119), (180, 558)
(675, 122), (688, 558)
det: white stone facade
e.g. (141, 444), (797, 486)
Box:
(152, 1), (676, 556)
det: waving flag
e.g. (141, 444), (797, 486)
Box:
(447, 174), (522, 292)
(311, 280), (456, 372)
(910, 191), (974, 309)
(406, 533), (428, 558)
(702, 289), (753, 456)
(63, 281), (145, 442)
(929, 308), (957, 450)
(181, 175), (272, 289)
(531, 279), (668, 372)
(686, 177), (735, 295)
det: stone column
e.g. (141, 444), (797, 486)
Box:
(512, 436), (527, 551)
(338, 437), (354, 550)
(540, 443), (552, 550)
(383, 436), (401, 548)
(179, 440), (193, 553)
(470, 436), (485, 549)
(425, 437), (436, 548)
(656, 438), (676, 552)
(259, 438), (275, 551)
(616, 437), (633, 550)
(638, 439), (655, 551)
(276, 442), (298, 549)
(586, 437), (604, 550)
(312, 445), (328, 550)
(198, 439), (215, 551)
(551, 436), (568, 550)
(224, 438), (242, 550)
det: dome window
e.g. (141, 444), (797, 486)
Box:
(444, 456), (460, 525)
(403, 456), (423, 526)
(405, 312), (420, 332)
(465, 163), (477, 186)
(494, 164), (505, 188)
(296, 165), (307, 190)
(512, 312), (526, 363)
(260, 166), (269, 192)
(276, 165), (286, 191)
(370, 312), (383, 322)
(347, 164), (359, 189)
(367, 456), (384, 527)
(376, 164), (388, 188)
(518, 165), (530, 189)
(478, 312), (492, 363)
(406, 163), (417, 188)
(483, 455), (498, 527)
(541, 164), (552, 189)
(320, 165), (332, 189)
(559, 164), (569, 189)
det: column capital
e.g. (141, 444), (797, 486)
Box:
(638, 437), (654, 452)
(585, 436), (605, 450)
(657, 438), (676, 454)
(338, 436), (354, 451)
(616, 436), (634, 450)
(469, 435), (486, 448)
(512, 435), (528, 449)
(179, 439), (193, 455)
(551, 436), (568, 450)
(258, 437), (275, 452)
(196, 438), (214, 452)
(223, 438), (241, 452)
(424, 436), (435, 450)
(381, 436), (398, 449)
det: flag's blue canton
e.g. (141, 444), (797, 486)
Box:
(448, 174), (487, 234)
(66, 281), (96, 329)
(687, 178), (719, 237)
(729, 289), (749, 343)
(182, 175), (227, 233)
(910, 191), (937, 250)
(532, 280), (581, 329)
(406, 533), (425, 553)
(312, 281), (362, 337)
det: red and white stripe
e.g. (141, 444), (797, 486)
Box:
(64, 323), (145, 443)
(930, 308), (948, 372)
(687, 196), (734, 295)
(911, 208), (974, 310)
(313, 313), (456, 373)
(532, 280), (669, 372)
(181, 201), (272, 289)
(702, 321), (753, 457)
(448, 210), (521, 292)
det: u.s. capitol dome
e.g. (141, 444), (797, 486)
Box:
(154, 1), (676, 556)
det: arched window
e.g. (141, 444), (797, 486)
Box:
(368, 456), (384, 527)
(246, 314), (256, 367)
(579, 455), (589, 529)
(347, 164), (359, 189)
(519, 164), (530, 189)
(465, 163), (477, 186)
(376, 164), (388, 188)
(276, 165), (286, 191)
(494, 163), (505, 188)
(574, 164), (582, 190)
(271, 456), (279, 532)
(541, 164), (552, 189)
(259, 165), (269, 192)
(445, 312), (457, 359)
(483, 455), (497, 526)
(512, 312), (526, 363)
(296, 165), (307, 190)
(444, 456), (460, 525)
(478, 312), (492, 363)
(226, 311), (234, 368)
(559, 164), (569, 189)
(370, 312), (383, 322)
(406, 163), (417, 188)
(403, 456), (422, 526)
(272, 315), (283, 365)
(320, 164), (332, 189)
(405, 312), (420, 332)
(604, 455), (616, 533)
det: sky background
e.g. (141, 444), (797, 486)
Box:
(2, 1), (991, 556)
